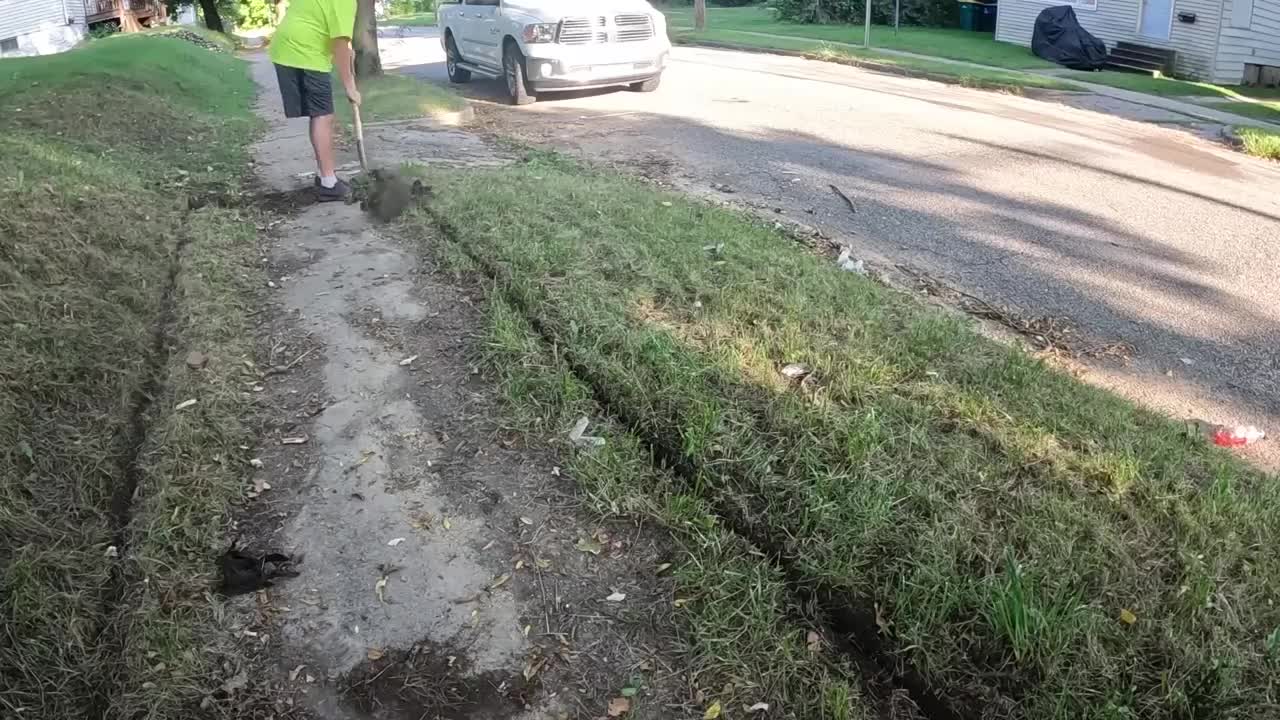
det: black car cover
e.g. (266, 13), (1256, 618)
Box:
(1031, 5), (1108, 70)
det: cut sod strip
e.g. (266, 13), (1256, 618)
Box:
(457, 281), (875, 718)
(413, 158), (1280, 720)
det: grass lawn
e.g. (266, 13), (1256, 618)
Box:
(408, 152), (1280, 720)
(1042, 68), (1280, 106)
(334, 70), (465, 129)
(663, 4), (1054, 68)
(1210, 99), (1280, 124)
(672, 29), (1081, 92)
(1234, 126), (1280, 159)
(1, 35), (262, 719)
(385, 10), (438, 26)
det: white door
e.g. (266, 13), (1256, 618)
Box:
(1139, 0), (1173, 39)
(460, 0), (501, 67)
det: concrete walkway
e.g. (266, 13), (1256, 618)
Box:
(672, 26), (1280, 131)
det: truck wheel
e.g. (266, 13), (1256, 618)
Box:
(503, 43), (536, 106)
(629, 73), (662, 93)
(446, 34), (471, 83)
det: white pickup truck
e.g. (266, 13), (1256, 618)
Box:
(437, 0), (671, 105)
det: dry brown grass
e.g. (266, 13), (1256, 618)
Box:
(0, 36), (261, 719)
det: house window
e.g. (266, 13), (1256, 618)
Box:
(0, 37), (18, 54)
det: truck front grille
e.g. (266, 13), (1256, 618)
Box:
(558, 14), (654, 44)
(614, 14), (655, 42)
(559, 16), (606, 45)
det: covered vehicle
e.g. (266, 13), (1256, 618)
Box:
(1031, 5), (1108, 70)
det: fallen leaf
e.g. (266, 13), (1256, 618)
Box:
(220, 670), (248, 694)
(399, 355), (419, 367)
(251, 477), (271, 496)
(673, 598), (688, 608)
(621, 686), (639, 697)
(366, 648), (384, 661)
(807, 631), (822, 653)
(288, 664), (305, 682)
(515, 559), (526, 570)
(1119, 608), (1138, 625)
(655, 562), (673, 575)
(607, 697), (631, 717)
(488, 574), (511, 591)
(747, 702), (770, 713)
(443, 517), (453, 530)
(248, 458), (264, 469)
(387, 537), (405, 547)
(780, 363), (813, 380)
(605, 592), (627, 603)
(575, 537), (604, 555)
(375, 577), (388, 603)
(519, 516), (534, 526)
(704, 701), (722, 719)
(281, 435), (309, 445)
(175, 399), (198, 411)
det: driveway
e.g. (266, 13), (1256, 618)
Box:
(383, 31), (1280, 467)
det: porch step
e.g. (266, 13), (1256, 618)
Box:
(1106, 42), (1176, 75)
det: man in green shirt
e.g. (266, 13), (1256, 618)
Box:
(269, 0), (360, 200)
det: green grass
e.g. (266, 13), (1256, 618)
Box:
(428, 241), (873, 716)
(1210, 100), (1280, 124)
(1234, 126), (1280, 159)
(673, 29), (1081, 92)
(1, 35), (262, 720)
(386, 10), (438, 26)
(1056, 68), (1280, 103)
(663, 5), (1054, 68)
(334, 70), (465, 129)
(407, 153), (1280, 720)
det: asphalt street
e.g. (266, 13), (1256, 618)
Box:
(382, 29), (1280, 467)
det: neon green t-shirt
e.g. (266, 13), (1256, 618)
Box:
(269, 0), (357, 73)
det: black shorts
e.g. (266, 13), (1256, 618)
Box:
(274, 64), (334, 118)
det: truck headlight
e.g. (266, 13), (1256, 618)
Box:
(522, 23), (558, 44)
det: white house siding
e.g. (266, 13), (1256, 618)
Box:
(1215, 0), (1280, 83)
(996, 0), (1224, 80)
(0, 0), (88, 57)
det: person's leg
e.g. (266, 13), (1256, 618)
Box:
(310, 114), (337, 181)
(301, 71), (348, 199)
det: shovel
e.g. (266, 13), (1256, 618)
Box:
(351, 102), (418, 221)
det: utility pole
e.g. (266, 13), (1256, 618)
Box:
(695, 0), (706, 31)
(864, 0), (872, 47)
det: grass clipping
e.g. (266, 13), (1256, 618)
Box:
(408, 155), (1280, 720)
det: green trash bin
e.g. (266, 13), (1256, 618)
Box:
(958, 0), (982, 31)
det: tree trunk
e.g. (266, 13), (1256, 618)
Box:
(353, 0), (382, 78)
(694, 0), (706, 31)
(197, 0), (224, 32)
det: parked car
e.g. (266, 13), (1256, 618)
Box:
(437, 0), (670, 105)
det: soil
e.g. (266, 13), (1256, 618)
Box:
(229, 53), (689, 720)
